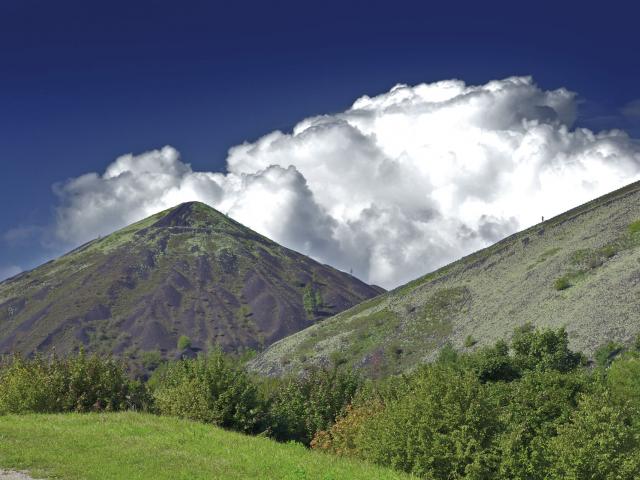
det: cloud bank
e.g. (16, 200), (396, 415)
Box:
(51, 76), (640, 288)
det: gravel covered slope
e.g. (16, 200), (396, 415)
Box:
(251, 181), (640, 377)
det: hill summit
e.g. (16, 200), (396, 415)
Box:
(0, 202), (383, 361)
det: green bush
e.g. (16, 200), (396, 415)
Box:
(606, 355), (640, 407)
(553, 276), (571, 290)
(311, 400), (384, 456)
(356, 365), (500, 479)
(464, 335), (477, 348)
(468, 339), (520, 383)
(628, 219), (640, 235)
(548, 390), (640, 479)
(511, 325), (582, 373)
(177, 335), (191, 350)
(267, 366), (361, 445)
(492, 369), (590, 479)
(152, 350), (262, 433)
(0, 352), (148, 414)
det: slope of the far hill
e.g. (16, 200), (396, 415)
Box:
(0, 202), (383, 362)
(251, 181), (640, 377)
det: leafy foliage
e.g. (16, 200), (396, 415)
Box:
(267, 366), (361, 445)
(0, 351), (148, 414)
(4, 326), (640, 480)
(152, 350), (262, 433)
(510, 324), (583, 373)
(548, 390), (640, 479)
(469, 339), (520, 383)
(492, 369), (590, 478)
(311, 400), (384, 456)
(356, 365), (500, 479)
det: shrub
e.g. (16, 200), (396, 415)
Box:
(311, 400), (384, 456)
(177, 335), (191, 350)
(152, 350), (262, 433)
(356, 365), (500, 479)
(548, 390), (640, 479)
(553, 276), (571, 291)
(468, 340), (520, 383)
(511, 325), (582, 373)
(493, 369), (590, 479)
(267, 366), (361, 445)
(607, 355), (640, 407)
(0, 352), (147, 414)
(628, 219), (640, 235)
(302, 285), (317, 316)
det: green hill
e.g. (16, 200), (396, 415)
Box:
(0, 202), (382, 363)
(0, 413), (408, 479)
(251, 181), (640, 377)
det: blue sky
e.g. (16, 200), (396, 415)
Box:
(1, 0), (640, 283)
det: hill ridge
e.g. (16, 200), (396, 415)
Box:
(251, 180), (640, 377)
(0, 202), (383, 367)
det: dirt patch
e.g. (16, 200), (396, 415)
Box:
(0, 470), (40, 480)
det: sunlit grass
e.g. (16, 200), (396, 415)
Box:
(0, 412), (409, 480)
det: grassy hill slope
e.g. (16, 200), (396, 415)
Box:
(0, 202), (382, 363)
(251, 181), (640, 377)
(0, 413), (408, 479)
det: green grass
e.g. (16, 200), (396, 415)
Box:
(0, 413), (409, 480)
(628, 219), (640, 235)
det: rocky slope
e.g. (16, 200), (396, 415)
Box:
(251, 181), (640, 377)
(0, 202), (383, 361)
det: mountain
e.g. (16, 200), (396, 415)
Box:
(250, 181), (640, 377)
(0, 202), (383, 361)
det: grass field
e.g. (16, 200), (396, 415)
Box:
(0, 413), (409, 480)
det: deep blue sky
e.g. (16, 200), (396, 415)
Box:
(1, 0), (639, 274)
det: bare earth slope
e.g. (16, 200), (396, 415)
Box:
(251, 181), (640, 377)
(0, 202), (383, 360)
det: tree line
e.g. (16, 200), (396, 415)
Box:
(2, 325), (640, 479)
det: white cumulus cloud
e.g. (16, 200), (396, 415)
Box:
(50, 76), (640, 288)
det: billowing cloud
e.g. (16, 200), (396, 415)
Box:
(50, 76), (640, 288)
